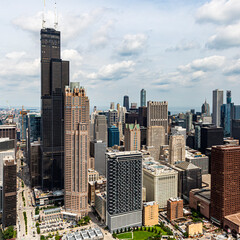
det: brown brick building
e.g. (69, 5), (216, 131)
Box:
(64, 82), (89, 218)
(3, 156), (16, 228)
(211, 145), (240, 225)
(0, 125), (16, 140)
(167, 198), (183, 221)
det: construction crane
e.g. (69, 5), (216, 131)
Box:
(19, 106), (29, 144)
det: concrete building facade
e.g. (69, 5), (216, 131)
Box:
(147, 126), (165, 160)
(147, 101), (168, 144)
(94, 115), (108, 144)
(212, 89), (223, 127)
(169, 135), (185, 165)
(143, 160), (178, 209)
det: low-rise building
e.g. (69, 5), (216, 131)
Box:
(224, 212), (240, 236)
(64, 227), (104, 240)
(33, 189), (64, 206)
(187, 222), (203, 236)
(143, 201), (158, 226)
(88, 178), (106, 206)
(167, 198), (183, 221)
(143, 158), (178, 209)
(189, 188), (210, 219)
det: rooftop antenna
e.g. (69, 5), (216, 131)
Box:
(54, 1), (58, 30)
(42, 0), (46, 29)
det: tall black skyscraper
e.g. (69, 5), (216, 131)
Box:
(41, 28), (69, 190)
(123, 95), (129, 111)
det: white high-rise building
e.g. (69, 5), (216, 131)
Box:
(212, 89), (223, 127)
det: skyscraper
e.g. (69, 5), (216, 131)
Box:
(201, 99), (210, 116)
(2, 156), (16, 228)
(147, 126), (165, 160)
(140, 89), (146, 107)
(200, 126), (224, 154)
(125, 123), (141, 151)
(212, 89), (223, 127)
(123, 95), (129, 111)
(169, 135), (185, 165)
(106, 151), (142, 233)
(94, 115), (108, 144)
(64, 82), (89, 218)
(147, 101), (168, 144)
(41, 28), (69, 190)
(108, 126), (120, 147)
(211, 145), (240, 225)
(221, 90), (234, 137)
(186, 112), (193, 133)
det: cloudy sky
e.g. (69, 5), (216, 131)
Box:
(1, 0), (240, 111)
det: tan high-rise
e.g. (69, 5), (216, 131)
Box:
(64, 82), (89, 218)
(125, 123), (141, 151)
(147, 101), (168, 144)
(147, 126), (165, 160)
(143, 202), (158, 226)
(169, 135), (185, 164)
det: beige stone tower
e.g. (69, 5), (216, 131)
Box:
(147, 126), (165, 160)
(169, 135), (185, 164)
(125, 123), (141, 151)
(64, 82), (89, 218)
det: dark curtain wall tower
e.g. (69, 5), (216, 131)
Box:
(41, 28), (69, 190)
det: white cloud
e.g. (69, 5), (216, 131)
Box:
(206, 23), (240, 49)
(62, 49), (82, 66)
(223, 59), (240, 75)
(166, 40), (200, 52)
(118, 34), (147, 56)
(196, 0), (240, 25)
(73, 60), (135, 81)
(13, 8), (107, 41)
(6, 51), (26, 59)
(0, 52), (39, 77)
(91, 20), (114, 48)
(178, 56), (225, 72)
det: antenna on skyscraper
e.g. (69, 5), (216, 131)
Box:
(54, 1), (58, 30)
(42, 0), (46, 29)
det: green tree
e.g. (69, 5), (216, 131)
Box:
(3, 226), (14, 239)
(83, 215), (90, 223)
(37, 227), (40, 234)
(40, 235), (46, 240)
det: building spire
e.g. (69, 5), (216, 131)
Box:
(54, 1), (58, 30)
(42, 0), (46, 29)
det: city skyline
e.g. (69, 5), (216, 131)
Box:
(1, 0), (240, 109)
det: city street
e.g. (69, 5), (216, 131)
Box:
(16, 148), (39, 240)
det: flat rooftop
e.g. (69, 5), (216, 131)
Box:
(106, 151), (142, 157)
(225, 213), (240, 227)
(191, 188), (211, 202)
(143, 159), (177, 176)
(0, 125), (16, 129)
